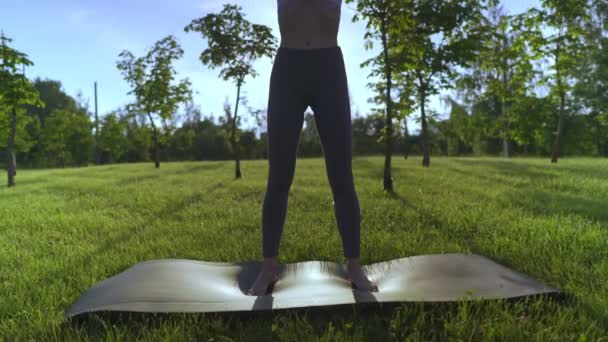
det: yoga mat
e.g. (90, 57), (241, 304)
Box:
(65, 253), (559, 319)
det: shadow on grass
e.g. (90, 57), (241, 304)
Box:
(38, 181), (227, 306)
(353, 157), (384, 180)
(114, 173), (162, 187)
(547, 160), (608, 181)
(451, 159), (556, 183)
(9, 176), (49, 187)
(111, 162), (226, 187)
(171, 162), (226, 175)
(445, 160), (608, 227)
(386, 190), (446, 235)
(452, 157), (608, 186)
(513, 189), (608, 225)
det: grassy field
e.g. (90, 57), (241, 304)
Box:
(1, 156), (607, 341)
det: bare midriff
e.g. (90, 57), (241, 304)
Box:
(278, 0), (341, 49)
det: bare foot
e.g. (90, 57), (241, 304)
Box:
(346, 258), (378, 292)
(246, 257), (280, 296)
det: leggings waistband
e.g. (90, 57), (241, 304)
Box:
(277, 45), (342, 56)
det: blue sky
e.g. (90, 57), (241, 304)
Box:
(1, 0), (539, 134)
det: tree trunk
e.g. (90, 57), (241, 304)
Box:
(598, 119), (607, 157)
(551, 88), (565, 163)
(502, 68), (509, 158)
(403, 117), (409, 159)
(148, 113), (160, 168)
(502, 102), (509, 158)
(233, 82), (242, 179)
(7, 107), (17, 187)
(420, 100), (430, 167)
(419, 77), (430, 167)
(380, 15), (393, 192)
(94, 81), (101, 164)
(551, 39), (564, 164)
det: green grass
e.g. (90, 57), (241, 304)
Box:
(1, 156), (607, 341)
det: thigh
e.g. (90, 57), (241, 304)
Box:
(266, 55), (308, 186)
(311, 53), (353, 184)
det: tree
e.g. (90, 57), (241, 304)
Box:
(393, 71), (416, 159)
(442, 96), (472, 156)
(572, 0), (608, 156)
(168, 100), (201, 161)
(19, 78), (82, 167)
(454, 4), (539, 158)
(391, 0), (496, 168)
(352, 112), (386, 156)
(185, 4), (277, 179)
(0, 32), (42, 187)
(122, 110), (153, 163)
(41, 109), (93, 167)
(366, 77), (404, 157)
(0, 106), (35, 169)
(345, 0), (406, 192)
(482, 5), (537, 158)
(117, 35), (192, 168)
(98, 112), (129, 163)
(514, 0), (590, 163)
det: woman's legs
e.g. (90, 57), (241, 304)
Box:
(262, 48), (309, 258)
(311, 47), (377, 291)
(249, 47), (376, 295)
(263, 46), (361, 259)
(310, 47), (360, 259)
(249, 48), (308, 296)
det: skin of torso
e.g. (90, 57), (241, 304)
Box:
(278, 0), (341, 49)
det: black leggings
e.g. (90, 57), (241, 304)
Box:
(262, 46), (361, 259)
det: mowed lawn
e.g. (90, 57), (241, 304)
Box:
(1, 156), (607, 340)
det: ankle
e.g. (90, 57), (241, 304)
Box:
(346, 258), (361, 268)
(262, 257), (279, 270)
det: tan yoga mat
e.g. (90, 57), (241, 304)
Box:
(65, 253), (559, 319)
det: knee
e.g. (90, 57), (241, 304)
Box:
(266, 179), (292, 194)
(331, 180), (355, 196)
